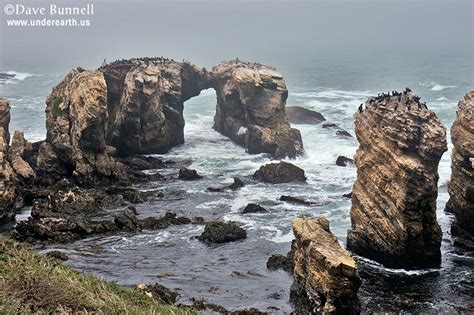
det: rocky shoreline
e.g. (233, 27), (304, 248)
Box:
(0, 58), (473, 314)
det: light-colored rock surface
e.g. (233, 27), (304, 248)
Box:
(9, 131), (35, 180)
(0, 98), (16, 222)
(446, 91), (474, 250)
(347, 90), (447, 269)
(291, 217), (361, 314)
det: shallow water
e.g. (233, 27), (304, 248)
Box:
(1, 60), (473, 312)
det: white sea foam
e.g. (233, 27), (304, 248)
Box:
(436, 96), (449, 101)
(0, 71), (37, 85)
(291, 89), (373, 100)
(431, 84), (456, 91)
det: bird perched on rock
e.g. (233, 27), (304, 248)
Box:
(358, 104), (363, 113)
(101, 58), (106, 68)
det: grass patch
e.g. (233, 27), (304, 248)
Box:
(0, 236), (197, 314)
(52, 96), (63, 118)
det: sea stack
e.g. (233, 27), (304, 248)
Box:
(0, 98), (16, 222)
(446, 91), (474, 250)
(291, 217), (361, 314)
(347, 90), (447, 269)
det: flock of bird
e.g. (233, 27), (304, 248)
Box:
(358, 87), (428, 113)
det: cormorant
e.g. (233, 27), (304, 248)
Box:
(100, 58), (107, 68)
(358, 104), (363, 113)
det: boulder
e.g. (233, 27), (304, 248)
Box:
(198, 221), (247, 244)
(266, 252), (294, 273)
(446, 91), (474, 250)
(113, 209), (140, 231)
(178, 167), (203, 180)
(285, 106), (326, 124)
(291, 217), (361, 314)
(347, 89), (447, 269)
(135, 283), (178, 305)
(322, 123), (339, 129)
(242, 203), (267, 214)
(141, 212), (191, 229)
(253, 161), (306, 184)
(0, 98), (16, 222)
(336, 156), (355, 167)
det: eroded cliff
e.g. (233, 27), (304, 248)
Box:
(347, 90), (447, 269)
(446, 91), (474, 250)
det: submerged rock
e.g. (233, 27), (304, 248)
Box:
(141, 212), (191, 229)
(336, 156), (355, 167)
(207, 177), (244, 192)
(291, 217), (361, 314)
(336, 130), (353, 138)
(285, 106), (326, 124)
(253, 161), (306, 184)
(279, 195), (318, 206)
(198, 221), (247, 244)
(347, 89), (447, 269)
(242, 203), (268, 214)
(0, 98), (16, 222)
(178, 167), (203, 180)
(446, 91), (474, 250)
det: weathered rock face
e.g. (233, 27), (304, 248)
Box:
(212, 61), (303, 158)
(347, 90), (447, 269)
(446, 91), (474, 250)
(291, 217), (361, 314)
(9, 131), (35, 181)
(0, 98), (16, 222)
(39, 68), (127, 184)
(253, 161), (306, 184)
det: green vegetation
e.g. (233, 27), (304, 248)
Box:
(0, 236), (196, 314)
(52, 96), (63, 118)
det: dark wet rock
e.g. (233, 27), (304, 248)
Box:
(13, 217), (91, 243)
(189, 298), (228, 313)
(230, 308), (267, 315)
(285, 106), (326, 124)
(267, 253), (294, 273)
(119, 156), (165, 171)
(446, 91), (474, 251)
(141, 212), (191, 229)
(336, 130), (353, 138)
(105, 186), (148, 204)
(279, 195), (318, 206)
(347, 89), (446, 269)
(343, 192), (352, 199)
(336, 156), (355, 167)
(253, 161), (306, 184)
(207, 177), (244, 192)
(113, 209), (140, 231)
(242, 203), (267, 214)
(198, 221), (247, 244)
(135, 283), (178, 305)
(178, 167), (203, 180)
(291, 217), (361, 314)
(45, 250), (69, 261)
(322, 123), (339, 129)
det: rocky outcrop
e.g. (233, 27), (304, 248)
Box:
(198, 221), (247, 244)
(178, 167), (203, 180)
(291, 217), (361, 314)
(336, 156), (355, 167)
(207, 177), (244, 192)
(347, 89), (447, 269)
(285, 106), (326, 125)
(38, 68), (127, 185)
(0, 98), (16, 222)
(9, 131), (35, 181)
(253, 161), (306, 184)
(212, 61), (303, 158)
(446, 91), (474, 250)
(242, 203), (267, 214)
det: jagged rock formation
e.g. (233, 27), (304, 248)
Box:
(9, 131), (35, 181)
(33, 58), (303, 185)
(0, 98), (16, 222)
(291, 217), (361, 314)
(347, 89), (447, 269)
(212, 61), (303, 158)
(446, 91), (474, 250)
(38, 68), (127, 185)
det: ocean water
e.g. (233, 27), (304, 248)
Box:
(1, 0), (473, 312)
